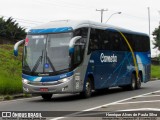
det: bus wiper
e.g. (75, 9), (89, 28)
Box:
(23, 63), (31, 72)
(41, 50), (44, 63)
(32, 50), (43, 72)
(31, 56), (42, 72)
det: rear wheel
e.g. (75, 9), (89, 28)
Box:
(129, 73), (136, 90)
(41, 94), (52, 100)
(136, 73), (142, 89)
(80, 78), (92, 98)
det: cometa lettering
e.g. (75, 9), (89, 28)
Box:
(100, 53), (117, 63)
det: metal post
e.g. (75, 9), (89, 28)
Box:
(96, 9), (108, 23)
(148, 7), (151, 38)
(158, 10), (160, 25)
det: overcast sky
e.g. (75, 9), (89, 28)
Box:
(0, 0), (160, 56)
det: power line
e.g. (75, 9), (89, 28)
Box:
(96, 9), (108, 23)
(0, 15), (44, 24)
(34, 0), (97, 10)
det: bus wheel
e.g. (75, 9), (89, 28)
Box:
(41, 94), (52, 100)
(136, 74), (142, 89)
(80, 78), (92, 98)
(129, 73), (136, 90)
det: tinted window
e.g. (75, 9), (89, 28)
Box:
(88, 28), (150, 52)
(100, 30), (111, 50)
(72, 28), (88, 67)
(88, 28), (100, 50)
(108, 31), (129, 51)
(74, 28), (88, 38)
(132, 35), (150, 52)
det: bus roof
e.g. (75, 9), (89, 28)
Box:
(28, 20), (148, 36)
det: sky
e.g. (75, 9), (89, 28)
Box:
(0, 0), (160, 57)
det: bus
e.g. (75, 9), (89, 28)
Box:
(14, 20), (151, 100)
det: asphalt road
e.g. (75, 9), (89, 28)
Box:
(0, 80), (160, 119)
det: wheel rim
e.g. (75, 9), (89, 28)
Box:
(137, 75), (141, 88)
(86, 81), (91, 95)
(132, 75), (136, 89)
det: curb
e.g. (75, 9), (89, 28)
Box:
(0, 94), (32, 101)
(151, 78), (159, 81)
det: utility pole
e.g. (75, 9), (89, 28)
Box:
(158, 10), (160, 25)
(96, 9), (108, 23)
(147, 7), (151, 38)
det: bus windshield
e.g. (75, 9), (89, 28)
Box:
(23, 32), (73, 75)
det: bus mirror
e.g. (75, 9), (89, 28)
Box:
(69, 36), (82, 53)
(14, 40), (25, 56)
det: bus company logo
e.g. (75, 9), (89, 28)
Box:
(2, 112), (11, 118)
(100, 53), (117, 63)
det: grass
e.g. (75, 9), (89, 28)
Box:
(0, 44), (160, 95)
(0, 44), (23, 95)
(151, 65), (160, 79)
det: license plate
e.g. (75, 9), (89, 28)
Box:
(40, 88), (48, 92)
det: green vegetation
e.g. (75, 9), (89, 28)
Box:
(0, 44), (160, 96)
(4, 95), (13, 100)
(151, 65), (160, 79)
(0, 17), (26, 43)
(0, 44), (23, 95)
(152, 25), (160, 51)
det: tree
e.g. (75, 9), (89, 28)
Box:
(152, 25), (160, 50)
(0, 17), (7, 37)
(0, 17), (26, 43)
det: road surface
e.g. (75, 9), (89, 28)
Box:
(0, 80), (160, 120)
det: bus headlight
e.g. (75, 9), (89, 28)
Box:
(58, 76), (73, 83)
(22, 79), (30, 84)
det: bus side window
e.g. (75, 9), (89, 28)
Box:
(74, 28), (88, 39)
(88, 28), (100, 54)
(101, 30), (110, 50)
(73, 38), (86, 66)
(119, 33), (130, 51)
(109, 31), (120, 51)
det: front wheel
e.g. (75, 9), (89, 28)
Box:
(41, 94), (52, 100)
(80, 78), (92, 98)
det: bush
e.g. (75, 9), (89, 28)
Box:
(0, 44), (23, 95)
(151, 65), (160, 79)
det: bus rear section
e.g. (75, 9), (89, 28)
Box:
(84, 28), (151, 92)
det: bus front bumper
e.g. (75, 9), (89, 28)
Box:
(22, 77), (74, 94)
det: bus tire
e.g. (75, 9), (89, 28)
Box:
(80, 78), (92, 98)
(41, 94), (52, 100)
(136, 73), (142, 89)
(129, 73), (136, 90)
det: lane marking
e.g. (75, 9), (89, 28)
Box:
(118, 108), (160, 111)
(137, 95), (160, 98)
(50, 89), (160, 120)
(111, 100), (160, 105)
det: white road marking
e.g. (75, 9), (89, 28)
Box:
(50, 89), (160, 120)
(118, 108), (160, 111)
(137, 95), (160, 98)
(111, 100), (160, 105)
